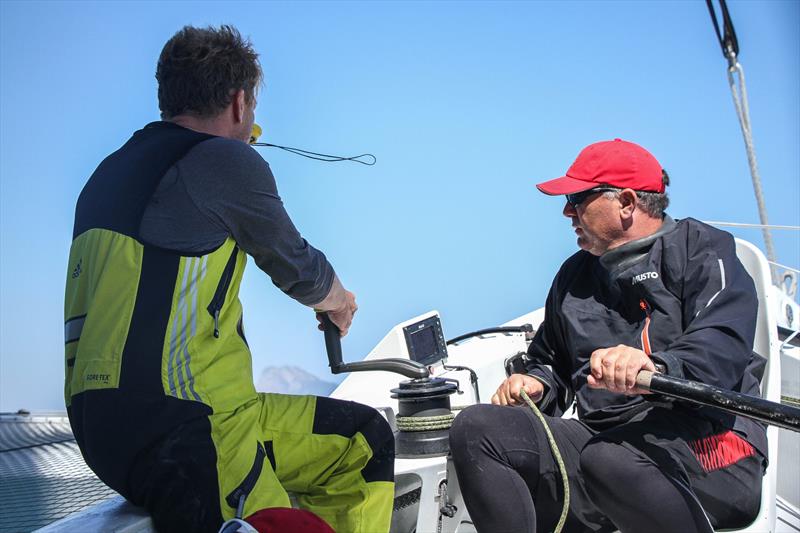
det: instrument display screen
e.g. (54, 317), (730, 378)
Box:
(403, 316), (448, 366)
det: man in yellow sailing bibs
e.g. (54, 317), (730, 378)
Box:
(64, 25), (393, 533)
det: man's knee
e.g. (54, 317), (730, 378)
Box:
(449, 404), (539, 465)
(579, 437), (634, 495)
(131, 424), (223, 533)
(147, 474), (220, 533)
(354, 402), (395, 483)
(313, 397), (395, 483)
(449, 404), (493, 459)
(138, 450), (222, 533)
(705, 455), (765, 529)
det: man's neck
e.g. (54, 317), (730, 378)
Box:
(599, 215), (676, 273)
(167, 113), (234, 139)
(607, 215), (665, 252)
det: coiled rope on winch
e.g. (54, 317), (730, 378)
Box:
(395, 413), (456, 432)
(520, 388), (570, 533)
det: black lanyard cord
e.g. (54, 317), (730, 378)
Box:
(251, 142), (376, 166)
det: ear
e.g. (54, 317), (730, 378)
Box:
(232, 89), (246, 123)
(618, 189), (637, 219)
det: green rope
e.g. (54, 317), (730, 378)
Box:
(782, 395), (800, 408)
(520, 389), (570, 533)
(396, 413), (455, 432)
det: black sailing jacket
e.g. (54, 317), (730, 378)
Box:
(525, 216), (767, 457)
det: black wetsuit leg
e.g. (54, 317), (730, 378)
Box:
(449, 404), (613, 533)
(580, 407), (765, 533)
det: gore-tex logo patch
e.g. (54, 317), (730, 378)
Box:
(632, 272), (659, 285)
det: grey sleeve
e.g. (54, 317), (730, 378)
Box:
(178, 137), (335, 306)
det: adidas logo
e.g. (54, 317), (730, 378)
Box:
(72, 259), (82, 279)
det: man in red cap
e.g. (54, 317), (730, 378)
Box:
(450, 139), (767, 533)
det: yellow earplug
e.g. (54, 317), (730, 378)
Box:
(249, 123), (263, 144)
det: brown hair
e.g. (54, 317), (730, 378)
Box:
(156, 25), (262, 119)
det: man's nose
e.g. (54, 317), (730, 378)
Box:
(563, 200), (576, 218)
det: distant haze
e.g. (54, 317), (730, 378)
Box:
(256, 366), (337, 397)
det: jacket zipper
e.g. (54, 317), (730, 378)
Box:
(207, 246), (239, 338)
(639, 299), (652, 356)
(236, 315), (248, 347)
(225, 442), (266, 514)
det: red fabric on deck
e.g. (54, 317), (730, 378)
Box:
(245, 508), (335, 533)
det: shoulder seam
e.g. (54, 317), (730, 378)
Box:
(173, 157), (232, 234)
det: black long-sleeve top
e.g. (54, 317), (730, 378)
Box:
(525, 216), (767, 456)
(139, 134), (334, 306)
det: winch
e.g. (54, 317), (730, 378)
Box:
(319, 314), (459, 458)
(391, 377), (459, 457)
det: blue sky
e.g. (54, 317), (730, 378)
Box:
(1, 1), (798, 412)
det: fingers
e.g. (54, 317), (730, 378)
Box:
(507, 375), (528, 405)
(604, 349), (627, 393)
(492, 378), (511, 406)
(322, 291), (357, 337)
(491, 375), (544, 406)
(627, 358), (658, 395)
(613, 352), (631, 391)
(641, 356), (657, 373)
(492, 377), (512, 406)
(603, 354), (617, 391)
(520, 376), (544, 403)
(334, 312), (352, 337)
(625, 357), (639, 391)
(315, 309), (351, 336)
(589, 345), (653, 395)
(590, 348), (606, 384)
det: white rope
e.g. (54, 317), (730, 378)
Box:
(702, 221), (800, 231)
(727, 61), (779, 283)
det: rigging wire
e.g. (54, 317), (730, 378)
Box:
(702, 221), (800, 231)
(704, 222), (799, 297)
(769, 262), (800, 275)
(705, 0), (783, 287)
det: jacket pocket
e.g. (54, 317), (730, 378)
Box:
(206, 246), (239, 338)
(225, 442), (266, 511)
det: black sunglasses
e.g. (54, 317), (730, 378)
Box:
(565, 187), (620, 208)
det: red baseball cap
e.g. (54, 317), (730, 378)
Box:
(536, 139), (664, 195)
